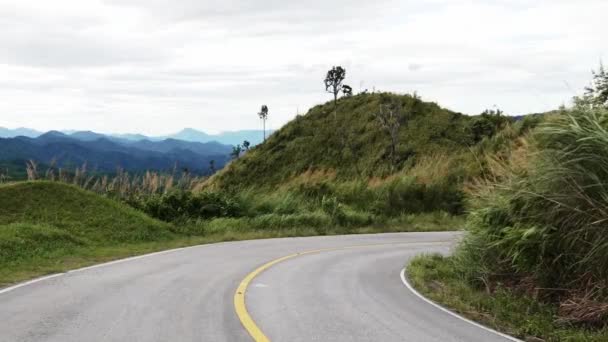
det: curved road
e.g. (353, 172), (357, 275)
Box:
(0, 232), (513, 342)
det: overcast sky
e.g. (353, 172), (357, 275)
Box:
(0, 0), (606, 135)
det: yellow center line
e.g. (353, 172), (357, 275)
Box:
(233, 241), (450, 342)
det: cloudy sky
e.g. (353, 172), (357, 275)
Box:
(0, 0), (606, 135)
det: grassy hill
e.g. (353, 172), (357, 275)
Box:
(212, 92), (515, 191)
(0, 181), (176, 285)
(204, 92), (541, 220)
(0, 182), (172, 244)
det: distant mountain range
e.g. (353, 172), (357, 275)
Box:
(0, 127), (43, 138)
(0, 127), (273, 146)
(166, 128), (273, 146)
(0, 130), (233, 175)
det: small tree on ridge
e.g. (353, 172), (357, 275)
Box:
(258, 105), (269, 141)
(324, 66), (346, 107)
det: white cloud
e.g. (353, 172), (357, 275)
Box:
(0, 0), (605, 134)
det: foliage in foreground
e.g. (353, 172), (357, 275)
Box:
(407, 254), (608, 342)
(457, 104), (608, 327)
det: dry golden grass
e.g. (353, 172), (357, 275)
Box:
(407, 153), (459, 184)
(26, 162), (208, 198)
(278, 168), (337, 191)
(464, 135), (533, 196)
(367, 151), (464, 188)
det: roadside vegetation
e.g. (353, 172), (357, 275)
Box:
(0, 181), (462, 287)
(408, 64), (608, 341)
(408, 255), (608, 341)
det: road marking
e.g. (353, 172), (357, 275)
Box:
(234, 241), (450, 342)
(400, 268), (522, 342)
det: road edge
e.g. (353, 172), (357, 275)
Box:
(399, 267), (522, 342)
(0, 243), (211, 295)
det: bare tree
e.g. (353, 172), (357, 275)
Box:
(373, 101), (403, 168)
(324, 66), (346, 107)
(26, 160), (38, 181)
(45, 158), (57, 181)
(258, 105), (269, 141)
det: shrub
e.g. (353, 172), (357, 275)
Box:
(371, 177), (464, 216)
(199, 212), (333, 233)
(129, 190), (243, 222)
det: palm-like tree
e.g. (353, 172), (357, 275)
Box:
(258, 105), (269, 141)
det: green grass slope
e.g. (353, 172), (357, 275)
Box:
(0, 181), (175, 285)
(212, 92), (510, 190)
(0, 181), (172, 244)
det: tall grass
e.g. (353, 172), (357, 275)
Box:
(458, 104), (608, 325)
(24, 162), (207, 200)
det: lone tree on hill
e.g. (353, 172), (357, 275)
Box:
(258, 105), (269, 141)
(373, 101), (404, 168)
(324, 66), (346, 107)
(243, 140), (251, 151)
(208, 159), (216, 174)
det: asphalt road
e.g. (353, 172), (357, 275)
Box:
(0, 232), (514, 342)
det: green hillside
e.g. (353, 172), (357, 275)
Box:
(0, 182), (176, 285)
(0, 182), (172, 243)
(212, 92), (513, 190)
